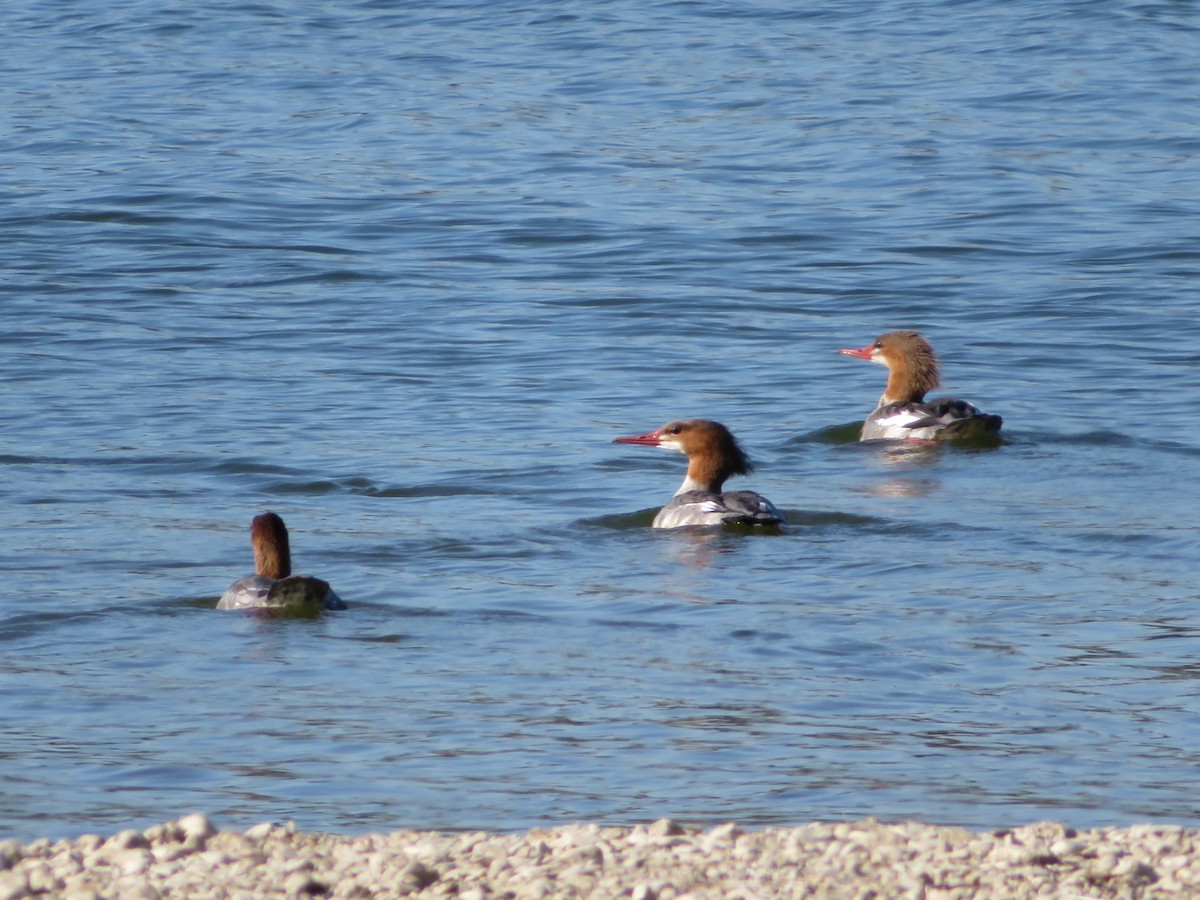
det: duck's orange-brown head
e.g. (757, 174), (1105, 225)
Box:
(839, 330), (940, 403)
(251, 511), (291, 580)
(614, 418), (752, 493)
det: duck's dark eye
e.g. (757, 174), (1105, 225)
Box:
(667, 425), (682, 434)
(873, 342), (883, 349)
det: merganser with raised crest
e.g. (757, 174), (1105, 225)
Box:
(839, 331), (1002, 441)
(614, 419), (785, 529)
(217, 512), (347, 613)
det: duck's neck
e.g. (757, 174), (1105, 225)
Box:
(676, 456), (727, 495)
(255, 541), (291, 580)
(881, 362), (927, 405)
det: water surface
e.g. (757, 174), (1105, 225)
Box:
(2, 0), (1199, 841)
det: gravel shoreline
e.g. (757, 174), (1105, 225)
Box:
(0, 814), (1193, 898)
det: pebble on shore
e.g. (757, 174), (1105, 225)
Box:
(0, 813), (1192, 899)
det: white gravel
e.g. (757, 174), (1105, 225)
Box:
(0, 814), (1194, 898)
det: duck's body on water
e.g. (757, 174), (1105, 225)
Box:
(614, 419), (784, 529)
(839, 331), (1002, 441)
(218, 512), (346, 613)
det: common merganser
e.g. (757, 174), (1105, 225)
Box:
(613, 419), (785, 529)
(217, 512), (347, 613)
(838, 331), (1002, 441)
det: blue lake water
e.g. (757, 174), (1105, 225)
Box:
(2, 0), (1199, 842)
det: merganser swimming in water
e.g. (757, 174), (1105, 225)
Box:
(613, 419), (785, 529)
(217, 512), (347, 613)
(838, 331), (1002, 441)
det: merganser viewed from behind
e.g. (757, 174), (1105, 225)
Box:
(614, 419), (785, 529)
(217, 511), (347, 613)
(838, 330), (1003, 441)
